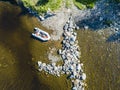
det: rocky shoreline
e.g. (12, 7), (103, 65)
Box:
(40, 0), (120, 41)
(19, 0), (120, 41)
(19, 0), (120, 89)
(38, 16), (86, 90)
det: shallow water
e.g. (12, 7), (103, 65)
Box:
(77, 30), (120, 90)
(0, 1), (120, 90)
(0, 1), (44, 90)
(0, 1), (71, 90)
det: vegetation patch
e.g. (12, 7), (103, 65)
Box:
(73, 0), (98, 9)
(65, 0), (72, 8)
(22, 0), (62, 14)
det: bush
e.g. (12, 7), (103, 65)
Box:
(73, 0), (98, 9)
(22, 0), (62, 14)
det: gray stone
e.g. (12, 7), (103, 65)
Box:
(75, 26), (80, 30)
(84, 25), (89, 30)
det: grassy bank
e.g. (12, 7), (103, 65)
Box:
(73, 0), (98, 9)
(22, 0), (62, 14)
(74, 0), (120, 10)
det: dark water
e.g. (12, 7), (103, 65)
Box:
(0, 1), (50, 90)
(0, 1), (71, 90)
(77, 30), (120, 90)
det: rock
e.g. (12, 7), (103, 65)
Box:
(75, 26), (80, 30)
(61, 54), (66, 60)
(51, 62), (56, 66)
(81, 73), (86, 80)
(63, 24), (68, 30)
(72, 86), (77, 90)
(42, 63), (46, 67)
(70, 41), (74, 45)
(84, 25), (89, 30)
(38, 15), (45, 21)
(38, 61), (42, 66)
(76, 64), (81, 71)
(72, 26), (76, 29)
(65, 42), (70, 48)
(65, 31), (71, 36)
(70, 35), (76, 42)
(64, 36), (69, 40)
(62, 40), (66, 44)
(58, 49), (62, 55)
(69, 21), (73, 28)
(69, 16), (72, 20)
(115, 27), (119, 31)
(73, 32), (77, 36)
(99, 17), (103, 21)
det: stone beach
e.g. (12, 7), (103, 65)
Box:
(38, 16), (86, 90)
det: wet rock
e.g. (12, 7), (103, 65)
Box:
(84, 25), (89, 30)
(38, 15), (45, 21)
(80, 73), (86, 80)
(75, 26), (80, 30)
(58, 49), (62, 55)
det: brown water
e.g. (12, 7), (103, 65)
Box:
(0, 1), (44, 90)
(77, 30), (120, 90)
(0, 1), (120, 90)
(0, 1), (71, 90)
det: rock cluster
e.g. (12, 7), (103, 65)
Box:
(74, 0), (120, 31)
(60, 16), (86, 90)
(38, 16), (86, 90)
(38, 61), (62, 76)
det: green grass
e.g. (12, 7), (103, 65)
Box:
(73, 0), (97, 9)
(22, 0), (62, 14)
(65, 0), (72, 8)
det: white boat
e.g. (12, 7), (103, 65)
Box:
(32, 27), (50, 41)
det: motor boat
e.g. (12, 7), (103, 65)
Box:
(32, 27), (50, 41)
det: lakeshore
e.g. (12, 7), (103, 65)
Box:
(0, 0), (119, 90)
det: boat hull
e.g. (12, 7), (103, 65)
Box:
(32, 28), (50, 41)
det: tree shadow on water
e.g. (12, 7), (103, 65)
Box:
(0, 0), (18, 5)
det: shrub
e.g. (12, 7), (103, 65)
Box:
(73, 0), (98, 9)
(22, 0), (62, 14)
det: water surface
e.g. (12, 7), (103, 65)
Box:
(0, 1), (70, 90)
